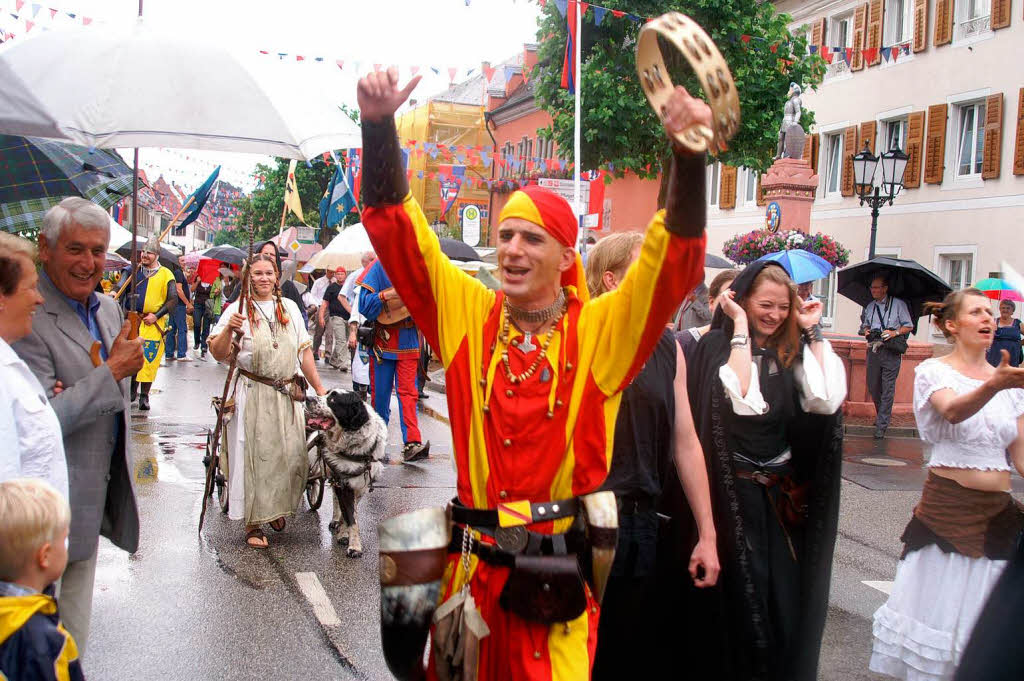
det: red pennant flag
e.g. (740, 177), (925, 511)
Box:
(15, 0), (24, 11)
(448, 67), (457, 82)
(862, 47), (879, 63)
(82, 16), (92, 25)
(844, 47), (854, 63)
(296, 55), (305, 62)
(336, 60), (344, 70)
(49, 8), (56, 19)
(770, 43), (779, 53)
(821, 50), (834, 64)
(539, 0), (546, 6)
(579, 2), (589, 15)
(611, 10), (625, 18)
(483, 64), (495, 82)
(24, 20), (34, 31)
(259, 50), (269, 54)
(740, 34), (751, 43)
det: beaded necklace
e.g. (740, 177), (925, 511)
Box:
(498, 291), (566, 385)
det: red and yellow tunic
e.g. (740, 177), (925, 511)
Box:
(363, 194), (705, 681)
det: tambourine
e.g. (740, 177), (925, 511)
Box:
(636, 12), (740, 154)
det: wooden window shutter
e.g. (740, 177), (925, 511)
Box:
(981, 93), (1003, 180)
(811, 18), (826, 46)
(719, 166), (738, 210)
(801, 132), (820, 173)
(924, 103), (948, 184)
(840, 126), (859, 196)
(860, 121), (878, 156)
(1014, 89), (1024, 176)
(934, 0), (954, 46)
(866, 0), (884, 66)
(756, 173), (767, 206)
(913, 0), (929, 52)
(991, 0), (1011, 29)
(905, 111), (926, 188)
(852, 4), (868, 70)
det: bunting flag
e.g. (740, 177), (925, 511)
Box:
(283, 159), (306, 225)
(437, 164), (465, 217)
(559, 0), (578, 94)
(176, 166), (221, 232)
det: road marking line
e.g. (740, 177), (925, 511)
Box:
(862, 580), (894, 595)
(295, 572), (341, 627)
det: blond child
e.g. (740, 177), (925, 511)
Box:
(0, 478), (84, 680)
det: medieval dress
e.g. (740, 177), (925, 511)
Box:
(361, 128), (706, 680)
(687, 260), (846, 681)
(870, 358), (1024, 681)
(211, 297), (310, 525)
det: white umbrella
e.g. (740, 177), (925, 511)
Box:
(106, 217), (134, 251)
(0, 19), (361, 159)
(304, 223), (372, 272)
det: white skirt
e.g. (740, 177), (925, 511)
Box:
(869, 544), (1007, 681)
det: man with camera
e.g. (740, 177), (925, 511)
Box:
(860, 274), (913, 439)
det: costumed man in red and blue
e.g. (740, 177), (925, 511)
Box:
(358, 260), (431, 462)
(126, 236), (177, 411)
(357, 67), (710, 681)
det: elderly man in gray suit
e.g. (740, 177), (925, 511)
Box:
(13, 197), (146, 655)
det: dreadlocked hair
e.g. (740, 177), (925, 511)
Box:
(924, 287), (986, 341)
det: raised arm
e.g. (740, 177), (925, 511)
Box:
(357, 68), (494, 364)
(930, 351), (1024, 424)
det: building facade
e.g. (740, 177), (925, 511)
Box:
(706, 0), (1023, 340)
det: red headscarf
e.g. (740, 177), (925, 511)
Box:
(498, 186), (588, 302)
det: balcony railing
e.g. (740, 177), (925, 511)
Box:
(825, 59), (851, 79)
(955, 14), (991, 42)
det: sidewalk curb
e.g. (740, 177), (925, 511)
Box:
(419, 401), (449, 426)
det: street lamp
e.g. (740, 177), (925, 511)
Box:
(852, 143), (908, 260)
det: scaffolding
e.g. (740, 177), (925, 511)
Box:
(396, 100), (492, 244)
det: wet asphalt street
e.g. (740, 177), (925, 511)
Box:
(81, 352), (1014, 680)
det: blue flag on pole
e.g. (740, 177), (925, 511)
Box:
(177, 166), (220, 232)
(320, 165), (357, 229)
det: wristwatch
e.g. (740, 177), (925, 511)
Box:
(730, 334), (749, 349)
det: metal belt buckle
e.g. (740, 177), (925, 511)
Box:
(751, 471), (773, 486)
(494, 526), (528, 554)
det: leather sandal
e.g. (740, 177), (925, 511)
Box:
(269, 517), (286, 532)
(245, 527), (268, 548)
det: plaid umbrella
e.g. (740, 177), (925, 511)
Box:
(0, 134), (134, 234)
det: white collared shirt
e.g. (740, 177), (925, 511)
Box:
(0, 337), (68, 500)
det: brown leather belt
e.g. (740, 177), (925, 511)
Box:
(735, 469), (782, 487)
(379, 318), (416, 330)
(237, 368), (306, 401)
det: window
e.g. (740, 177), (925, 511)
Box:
(955, 0), (992, 41)
(707, 161), (721, 206)
(823, 132), (844, 196)
(742, 168), (758, 206)
(883, 0), (913, 46)
(812, 272), (838, 328)
(941, 253), (974, 290)
(829, 13), (853, 46)
(883, 118), (907, 153)
(955, 101), (986, 177)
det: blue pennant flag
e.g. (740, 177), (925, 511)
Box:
(319, 165), (357, 229)
(880, 46), (891, 61)
(594, 7), (606, 25)
(808, 45), (818, 55)
(554, 0), (568, 17)
(177, 166), (221, 232)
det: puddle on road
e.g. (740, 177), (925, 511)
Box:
(132, 422), (207, 485)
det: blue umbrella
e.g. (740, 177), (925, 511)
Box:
(757, 250), (834, 284)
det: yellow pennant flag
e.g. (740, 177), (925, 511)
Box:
(284, 159), (306, 225)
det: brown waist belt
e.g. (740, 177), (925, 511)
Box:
(378, 318), (416, 330)
(912, 471), (1024, 559)
(238, 368), (307, 401)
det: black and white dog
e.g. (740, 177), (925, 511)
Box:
(305, 390), (387, 558)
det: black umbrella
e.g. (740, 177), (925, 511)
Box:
(705, 253), (734, 269)
(439, 237), (479, 262)
(838, 256), (952, 333)
(200, 245), (247, 265)
(115, 238), (178, 269)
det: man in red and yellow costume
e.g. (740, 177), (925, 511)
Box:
(358, 68), (710, 681)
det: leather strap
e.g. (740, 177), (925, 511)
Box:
(379, 547), (448, 586)
(448, 497), (579, 528)
(735, 469), (782, 488)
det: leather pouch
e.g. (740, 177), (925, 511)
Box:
(289, 374), (309, 402)
(776, 477), (811, 527)
(498, 554), (587, 624)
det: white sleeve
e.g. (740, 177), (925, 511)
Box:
(285, 299), (312, 354)
(794, 339), (847, 415)
(211, 300), (239, 337)
(0, 380), (22, 483)
(718, 362), (769, 416)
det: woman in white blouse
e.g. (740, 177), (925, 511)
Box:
(0, 233), (68, 500)
(686, 261), (847, 681)
(208, 254), (327, 549)
(870, 288), (1024, 681)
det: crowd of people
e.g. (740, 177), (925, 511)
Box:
(2, 72), (1024, 681)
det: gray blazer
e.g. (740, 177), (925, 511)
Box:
(13, 273), (139, 562)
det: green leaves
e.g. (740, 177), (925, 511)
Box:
(533, 0), (825, 179)
(227, 157), (335, 244)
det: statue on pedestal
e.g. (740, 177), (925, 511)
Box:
(775, 82), (805, 160)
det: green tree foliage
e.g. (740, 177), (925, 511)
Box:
(534, 0), (825, 189)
